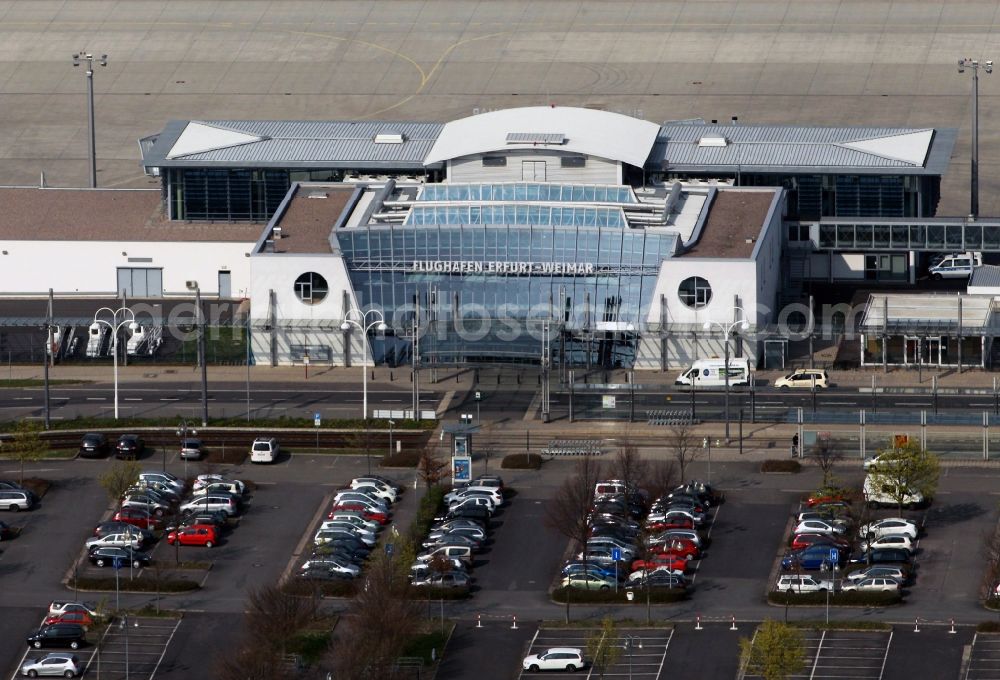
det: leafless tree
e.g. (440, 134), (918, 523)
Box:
(98, 460), (141, 511)
(325, 549), (421, 679)
(417, 445), (449, 489)
(644, 459), (679, 500)
(614, 439), (648, 493)
(810, 435), (843, 487)
(668, 423), (701, 483)
(982, 524), (1000, 600)
(545, 456), (603, 622)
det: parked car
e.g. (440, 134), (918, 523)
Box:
(426, 526), (486, 544)
(411, 571), (470, 588)
(249, 436), (278, 463)
(630, 553), (687, 574)
(191, 474), (230, 492)
(863, 476), (925, 509)
(781, 545), (846, 571)
(0, 520), (14, 540)
(191, 481), (245, 498)
(561, 562), (622, 581)
(315, 528), (375, 548)
(439, 505), (491, 524)
(805, 490), (851, 507)
(180, 495), (238, 517)
(850, 547), (912, 566)
(179, 438), (204, 460)
(790, 533), (849, 551)
(43, 610), (95, 628)
(774, 369), (829, 390)
(410, 559), (465, 581)
(115, 435), (145, 460)
(138, 471), (185, 494)
(330, 503), (389, 524)
(416, 545), (473, 565)
(624, 570), (687, 590)
(793, 519), (847, 536)
(327, 512), (381, 533)
(775, 575), (833, 592)
(87, 546), (151, 569)
(25, 624), (86, 650)
(306, 557), (360, 578)
(84, 532), (144, 551)
(351, 475), (402, 491)
(444, 486), (502, 506)
(0, 489), (35, 512)
(841, 577), (901, 593)
(19, 652), (82, 677)
(78, 433), (109, 458)
(46, 602), (101, 620)
(120, 494), (171, 517)
(522, 648), (586, 673)
(845, 565), (909, 584)
(560, 573), (617, 590)
(860, 518), (919, 540)
(167, 525), (218, 547)
(92, 522), (152, 542)
(320, 521), (378, 543)
(350, 483), (398, 503)
(859, 534), (915, 554)
(112, 507), (162, 531)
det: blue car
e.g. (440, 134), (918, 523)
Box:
(561, 561), (621, 580)
(781, 545), (846, 571)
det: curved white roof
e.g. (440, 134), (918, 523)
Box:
(424, 106), (661, 168)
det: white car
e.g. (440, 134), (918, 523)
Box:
(775, 575), (834, 592)
(841, 577), (901, 592)
(846, 566), (908, 583)
(47, 602), (101, 619)
(447, 496), (496, 513)
(138, 471), (185, 494)
(627, 566), (684, 582)
(349, 484), (397, 503)
(793, 519), (847, 536)
(522, 648), (586, 673)
(314, 528), (375, 547)
(192, 474), (229, 492)
(863, 476), (925, 509)
(319, 521), (377, 543)
(444, 486), (503, 506)
(191, 480), (245, 497)
(862, 453), (901, 471)
(859, 534), (915, 554)
(327, 512), (380, 533)
(333, 491), (389, 510)
(84, 532), (143, 551)
(860, 518), (919, 540)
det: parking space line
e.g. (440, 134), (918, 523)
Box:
(584, 631), (605, 680)
(688, 504), (721, 586)
(808, 630), (827, 680)
(147, 618), (181, 680)
(654, 627), (674, 679)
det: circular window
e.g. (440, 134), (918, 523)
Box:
(678, 276), (712, 309)
(293, 272), (329, 305)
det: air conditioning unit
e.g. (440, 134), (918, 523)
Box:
(374, 133), (405, 144)
(185, 280), (199, 290)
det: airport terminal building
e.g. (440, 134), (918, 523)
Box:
(0, 106), (961, 370)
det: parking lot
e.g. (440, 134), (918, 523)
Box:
(518, 627), (672, 679)
(965, 633), (1000, 680)
(743, 629), (892, 680)
(82, 616), (182, 680)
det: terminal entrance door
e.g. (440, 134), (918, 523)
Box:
(521, 161), (546, 181)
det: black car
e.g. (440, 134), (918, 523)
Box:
(94, 521), (153, 542)
(850, 547), (912, 566)
(172, 511), (228, 532)
(116, 435), (145, 460)
(88, 545), (152, 569)
(440, 506), (491, 523)
(0, 479), (26, 490)
(0, 520), (13, 540)
(298, 568), (353, 582)
(26, 623), (86, 650)
(79, 433), (109, 458)
(311, 545), (368, 563)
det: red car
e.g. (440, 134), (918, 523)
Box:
(631, 553), (687, 573)
(113, 507), (163, 531)
(44, 610), (95, 628)
(805, 492), (851, 508)
(329, 503), (389, 524)
(167, 525), (218, 547)
(790, 533), (850, 551)
(645, 517), (694, 532)
(651, 538), (699, 560)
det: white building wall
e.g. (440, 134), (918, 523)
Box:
(805, 252), (866, 281)
(0, 240), (252, 297)
(447, 150), (621, 184)
(249, 253), (369, 366)
(753, 194), (785, 323)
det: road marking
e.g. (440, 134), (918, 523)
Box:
(148, 617), (182, 679)
(159, 398), (181, 401)
(124, 398), (143, 401)
(655, 626), (674, 679)
(12, 397), (32, 401)
(827, 400), (856, 405)
(878, 630), (893, 680)
(808, 630), (826, 680)
(688, 505), (721, 586)
(86, 397), (106, 401)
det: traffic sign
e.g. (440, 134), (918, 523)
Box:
(314, 412), (321, 428)
(611, 548), (622, 561)
(828, 548), (839, 564)
(112, 557), (123, 570)
(385, 543), (394, 556)
(475, 391), (481, 401)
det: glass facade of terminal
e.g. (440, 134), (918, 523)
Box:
(335, 224), (675, 367)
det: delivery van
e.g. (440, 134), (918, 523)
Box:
(675, 358), (751, 388)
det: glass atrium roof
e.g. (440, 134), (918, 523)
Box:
(404, 205), (627, 227)
(417, 182), (636, 204)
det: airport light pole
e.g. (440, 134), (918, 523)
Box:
(71, 52), (107, 188)
(187, 281), (209, 426)
(703, 310), (750, 440)
(92, 306), (135, 420)
(959, 57), (992, 217)
(341, 309), (388, 420)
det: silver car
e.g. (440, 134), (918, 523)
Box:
(21, 653), (81, 677)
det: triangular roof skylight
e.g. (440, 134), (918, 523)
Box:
(166, 122), (267, 159)
(838, 129), (934, 166)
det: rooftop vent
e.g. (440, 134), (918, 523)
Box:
(306, 191), (328, 199)
(698, 135), (728, 148)
(374, 132), (405, 144)
(506, 132), (567, 145)
(272, 227), (282, 241)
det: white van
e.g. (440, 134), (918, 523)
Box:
(928, 252), (981, 279)
(863, 475), (925, 509)
(675, 358), (751, 388)
(250, 437), (278, 464)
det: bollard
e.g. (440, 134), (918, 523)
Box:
(730, 615), (738, 631)
(695, 614), (703, 631)
(477, 614), (482, 629)
(913, 618), (920, 633)
(511, 615), (518, 630)
(949, 619), (957, 634)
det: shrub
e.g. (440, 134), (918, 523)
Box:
(501, 453), (543, 470)
(283, 578), (358, 599)
(72, 577), (199, 593)
(761, 459), (801, 473)
(409, 486), (446, 542)
(382, 450), (423, 468)
(21, 477), (51, 498)
(978, 620), (1000, 632)
(767, 590), (902, 607)
(406, 585), (471, 601)
(788, 620), (891, 631)
(551, 587), (689, 605)
(984, 597), (1000, 612)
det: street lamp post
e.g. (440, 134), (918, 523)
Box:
(71, 52), (107, 188)
(340, 309), (388, 420)
(621, 635), (642, 680)
(93, 306), (136, 420)
(388, 419), (395, 461)
(176, 419), (196, 478)
(959, 57), (993, 217)
(703, 310), (750, 441)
